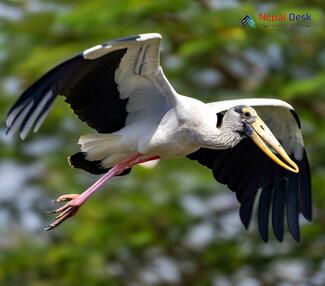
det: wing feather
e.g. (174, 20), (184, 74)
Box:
(286, 170), (300, 240)
(188, 100), (312, 241)
(272, 176), (286, 241)
(6, 33), (177, 138)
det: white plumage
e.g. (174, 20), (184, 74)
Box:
(6, 33), (311, 242)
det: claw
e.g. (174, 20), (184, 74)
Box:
(55, 206), (75, 220)
(45, 194), (81, 231)
(44, 225), (54, 231)
(45, 209), (57, 214)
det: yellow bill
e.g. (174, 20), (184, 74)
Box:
(243, 110), (299, 173)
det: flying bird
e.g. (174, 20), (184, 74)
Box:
(5, 33), (311, 242)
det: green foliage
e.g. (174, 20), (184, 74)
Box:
(0, 1), (324, 285)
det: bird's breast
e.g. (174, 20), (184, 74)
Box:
(138, 124), (200, 159)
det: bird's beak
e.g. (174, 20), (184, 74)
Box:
(244, 116), (299, 173)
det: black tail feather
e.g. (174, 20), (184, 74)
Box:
(68, 152), (131, 176)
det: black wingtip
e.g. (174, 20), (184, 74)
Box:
(286, 169), (300, 241)
(273, 225), (284, 242)
(259, 226), (269, 242)
(258, 187), (272, 243)
(239, 201), (254, 230)
(292, 230), (300, 242)
(301, 203), (312, 222)
(272, 178), (285, 242)
(304, 214), (312, 222)
(299, 150), (312, 221)
(260, 233), (269, 243)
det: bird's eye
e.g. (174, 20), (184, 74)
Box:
(244, 111), (251, 117)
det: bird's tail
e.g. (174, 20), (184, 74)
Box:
(68, 152), (131, 176)
(68, 133), (132, 175)
(68, 152), (108, 174)
(78, 133), (124, 161)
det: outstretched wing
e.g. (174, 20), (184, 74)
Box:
(187, 99), (311, 242)
(6, 33), (177, 139)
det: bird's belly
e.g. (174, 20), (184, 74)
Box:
(144, 142), (199, 158)
(138, 128), (200, 159)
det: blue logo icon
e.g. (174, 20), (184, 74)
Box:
(241, 15), (256, 28)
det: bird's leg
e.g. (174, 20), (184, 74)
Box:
(45, 153), (160, 230)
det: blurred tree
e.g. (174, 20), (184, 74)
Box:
(0, 0), (324, 285)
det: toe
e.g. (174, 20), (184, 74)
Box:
(45, 205), (80, 231)
(56, 194), (79, 203)
(45, 202), (71, 214)
(45, 194), (81, 231)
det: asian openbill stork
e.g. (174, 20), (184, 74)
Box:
(6, 33), (312, 242)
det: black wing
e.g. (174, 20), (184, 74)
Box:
(187, 138), (312, 242)
(6, 33), (172, 139)
(6, 47), (128, 138)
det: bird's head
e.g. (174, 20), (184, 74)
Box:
(221, 105), (299, 173)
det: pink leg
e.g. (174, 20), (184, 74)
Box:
(45, 153), (159, 230)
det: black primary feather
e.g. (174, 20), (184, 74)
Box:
(286, 169), (300, 240)
(187, 137), (312, 242)
(272, 176), (286, 242)
(299, 150), (312, 221)
(6, 43), (129, 138)
(258, 185), (273, 242)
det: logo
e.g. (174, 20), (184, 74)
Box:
(241, 15), (256, 28)
(241, 12), (312, 29)
(259, 12), (312, 22)
(258, 12), (312, 28)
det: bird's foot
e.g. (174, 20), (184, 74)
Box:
(45, 194), (81, 231)
(43, 154), (160, 231)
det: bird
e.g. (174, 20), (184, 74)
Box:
(5, 33), (311, 242)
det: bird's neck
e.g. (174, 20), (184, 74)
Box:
(198, 123), (242, 150)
